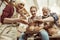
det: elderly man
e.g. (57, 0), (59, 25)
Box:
(42, 7), (59, 36)
(41, 7), (58, 25)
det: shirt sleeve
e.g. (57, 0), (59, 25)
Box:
(1, 5), (14, 23)
(50, 13), (59, 22)
(50, 13), (59, 26)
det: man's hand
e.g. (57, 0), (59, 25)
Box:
(33, 18), (43, 23)
(34, 26), (40, 32)
(18, 19), (28, 24)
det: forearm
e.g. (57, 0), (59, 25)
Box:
(18, 19), (28, 24)
(3, 18), (19, 24)
(42, 16), (54, 22)
(3, 18), (28, 24)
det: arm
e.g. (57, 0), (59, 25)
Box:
(34, 16), (54, 23)
(42, 13), (58, 22)
(3, 18), (28, 24)
(39, 13), (59, 26)
(3, 18), (19, 24)
(1, 5), (28, 24)
(42, 16), (54, 22)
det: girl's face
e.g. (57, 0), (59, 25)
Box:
(30, 8), (37, 16)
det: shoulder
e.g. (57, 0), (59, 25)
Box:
(50, 13), (57, 16)
(50, 13), (59, 21)
(6, 4), (14, 10)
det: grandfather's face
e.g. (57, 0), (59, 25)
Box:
(42, 8), (50, 16)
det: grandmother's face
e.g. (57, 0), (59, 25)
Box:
(11, 0), (16, 5)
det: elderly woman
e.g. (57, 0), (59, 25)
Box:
(16, 3), (30, 19)
(0, 0), (28, 40)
